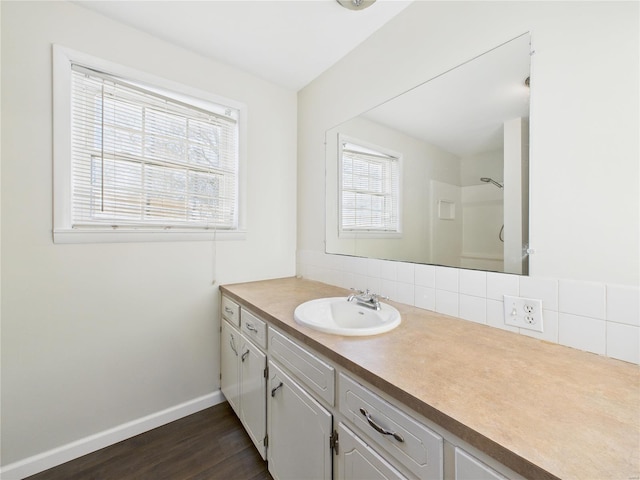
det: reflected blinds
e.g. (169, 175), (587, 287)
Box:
(340, 142), (399, 232)
(70, 65), (239, 229)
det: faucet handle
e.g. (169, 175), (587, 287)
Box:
(349, 288), (365, 294)
(371, 293), (389, 301)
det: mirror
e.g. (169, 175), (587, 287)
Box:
(325, 33), (531, 275)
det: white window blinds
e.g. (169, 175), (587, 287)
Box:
(340, 141), (400, 232)
(70, 64), (239, 230)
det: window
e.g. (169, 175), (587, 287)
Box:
(339, 136), (401, 237)
(53, 46), (246, 243)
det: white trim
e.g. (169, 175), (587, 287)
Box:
(338, 231), (402, 240)
(53, 228), (247, 244)
(0, 391), (225, 480)
(52, 44), (248, 243)
(337, 134), (403, 239)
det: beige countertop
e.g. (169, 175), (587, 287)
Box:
(220, 277), (640, 480)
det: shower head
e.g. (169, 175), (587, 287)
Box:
(480, 177), (504, 189)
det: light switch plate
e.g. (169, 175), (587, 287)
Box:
(503, 295), (544, 332)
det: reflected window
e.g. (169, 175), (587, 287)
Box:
(339, 136), (401, 236)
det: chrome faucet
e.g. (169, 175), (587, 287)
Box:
(347, 289), (387, 311)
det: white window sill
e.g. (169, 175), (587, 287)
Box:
(338, 231), (402, 240)
(53, 229), (247, 244)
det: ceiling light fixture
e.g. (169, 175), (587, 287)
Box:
(336, 0), (376, 11)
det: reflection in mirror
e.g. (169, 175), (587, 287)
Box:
(326, 33), (531, 275)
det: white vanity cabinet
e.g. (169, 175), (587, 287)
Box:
(219, 298), (267, 460)
(337, 422), (408, 480)
(238, 332), (267, 459)
(338, 374), (443, 480)
(220, 292), (519, 480)
(454, 448), (507, 480)
(220, 319), (241, 415)
(268, 360), (333, 480)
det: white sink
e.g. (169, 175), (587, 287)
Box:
(294, 297), (401, 336)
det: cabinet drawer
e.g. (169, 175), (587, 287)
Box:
(221, 296), (240, 327)
(241, 309), (267, 349)
(269, 328), (335, 406)
(339, 373), (443, 480)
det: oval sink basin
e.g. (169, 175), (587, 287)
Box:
(294, 297), (401, 336)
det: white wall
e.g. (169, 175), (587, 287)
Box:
(299, 0), (639, 287)
(1, 0), (296, 468)
(297, 2), (638, 364)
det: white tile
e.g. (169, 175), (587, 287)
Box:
(559, 280), (606, 319)
(520, 310), (559, 344)
(558, 313), (606, 355)
(606, 322), (640, 364)
(486, 299), (519, 333)
(459, 294), (486, 324)
(306, 250), (325, 267)
(436, 289), (459, 316)
(380, 260), (397, 281)
(349, 274), (368, 292)
(367, 258), (383, 278)
(338, 254), (363, 275)
(415, 286), (435, 311)
(395, 282), (415, 306)
(459, 269), (487, 298)
(324, 253), (343, 270)
(332, 270), (355, 290)
(520, 276), (558, 311)
(415, 264), (435, 288)
(607, 285), (640, 326)
(436, 266), (459, 292)
(365, 276), (381, 294)
(380, 279), (397, 300)
(351, 256), (369, 277)
(352, 274), (368, 293)
(396, 262), (415, 284)
(486, 272), (519, 301)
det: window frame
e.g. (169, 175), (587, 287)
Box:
(53, 45), (247, 244)
(338, 134), (402, 239)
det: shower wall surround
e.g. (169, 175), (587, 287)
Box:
(297, 250), (639, 365)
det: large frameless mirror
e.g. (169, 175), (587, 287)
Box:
(325, 33), (531, 275)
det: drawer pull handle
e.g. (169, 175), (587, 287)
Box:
(229, 335), (238, 356)
(246, 323), (258, 333)
(271, 382), (284, 397)
(359, 408), (404, 443)
(241, 349), (250, 362)
(224, 307), (234, 315)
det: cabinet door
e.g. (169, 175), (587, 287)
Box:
(337, 423), (408, 480)
(455, 448), (507, 480)
(220, 320), (240, 415)
(239, 334), (267, 460)
(268, 361), (333, 480)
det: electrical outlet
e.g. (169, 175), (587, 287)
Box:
(503, 295), (544, 332)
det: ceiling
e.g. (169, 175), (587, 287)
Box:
(75, 0), (414, 91)
(362, 34), (531, 156)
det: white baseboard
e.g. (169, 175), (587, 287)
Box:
(0, 390), (225, 480)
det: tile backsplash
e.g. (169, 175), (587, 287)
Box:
(297, 250), (640, 364)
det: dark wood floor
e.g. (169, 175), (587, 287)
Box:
(27, 402), (272, 480)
